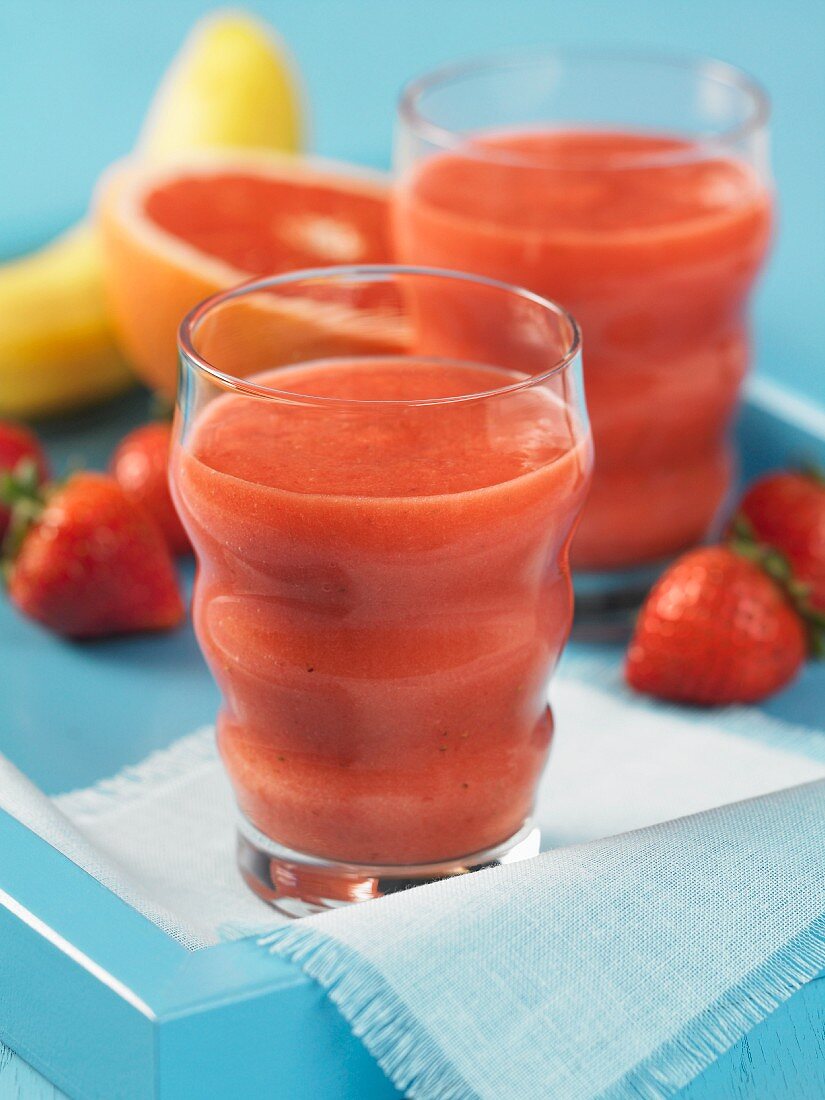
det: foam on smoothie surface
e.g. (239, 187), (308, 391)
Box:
(413, 130), (764, 234)
(190, 358), (576, 497)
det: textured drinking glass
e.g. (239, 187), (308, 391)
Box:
(394, 50), (773, 613)
(172, 266), (591, 915)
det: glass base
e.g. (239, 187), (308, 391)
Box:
(237, 815), (541, 918)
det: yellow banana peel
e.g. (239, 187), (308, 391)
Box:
(0, 11), (303, 419)
(139, 12), (303, 159)
(0, 224), (132, 418)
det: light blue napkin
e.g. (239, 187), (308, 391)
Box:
(263, 779), (825, 1100)
(2, 650), (823, 1096)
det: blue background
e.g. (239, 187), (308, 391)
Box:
(0, 3), (823, 1097)
(1, 0), (823, 402)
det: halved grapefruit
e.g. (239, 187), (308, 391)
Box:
(96, 153), (397, 395)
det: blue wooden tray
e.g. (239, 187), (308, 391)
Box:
(1, 378), (823, 1099)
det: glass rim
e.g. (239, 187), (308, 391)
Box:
(177, 264), (582, 408)
(398, 46), (770, 169)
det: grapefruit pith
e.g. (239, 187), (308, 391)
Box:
(96, 153), (396, 395)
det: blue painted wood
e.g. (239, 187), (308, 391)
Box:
(1, 381), (823, 1097)
(680, 976), (825, 1100)
(0, 809), (398, 1098)
(157, 941), (397, 1099)
(740, 379), (825, 482)
(0, 811), (173, 1098)
(1, 0), (823, 1092)
(0, 1051), (62, 1100)
(0, 810), (189, 992)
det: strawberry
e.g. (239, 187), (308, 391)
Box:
(110, 422), (190, 555)
(737, 468), (825, 612)
(0, 421), (48, 540)
(625, 543), (820, 705)
(1, 472), (184, 638)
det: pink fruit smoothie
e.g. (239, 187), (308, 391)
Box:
(172, 357), (591, 864)
(393, 130), (773, 569)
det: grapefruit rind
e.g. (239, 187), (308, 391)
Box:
(97, 152), (403, 395)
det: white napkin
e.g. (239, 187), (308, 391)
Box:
(2, 657), (818, 949)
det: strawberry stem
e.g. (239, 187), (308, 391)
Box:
(799, 461), (825, 489)
(729, 511), (825, 658)
(0, 457), (41, 505)
(0, 458), (47, 579)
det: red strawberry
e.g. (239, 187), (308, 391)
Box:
(0, 421), (48, 540)
(2, 472), (184, 638)
(110, 422), (190, 555)
(625, 545), (813, 705)
(737, 469), (825, 612)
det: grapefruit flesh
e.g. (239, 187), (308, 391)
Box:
(97, 155), (396, 395)
(144, 172), (388, 273)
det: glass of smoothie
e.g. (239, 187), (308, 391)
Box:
(172, 265), (591, 915)
(394, 50), (773, 614)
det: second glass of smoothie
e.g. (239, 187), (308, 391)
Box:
(172, 266), (591, 914)
(393, 50), (773, 608)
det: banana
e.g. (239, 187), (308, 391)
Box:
(138, 12), (303, 159)
(0, 224), (131, 418)
(0, 12), (303, 419)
